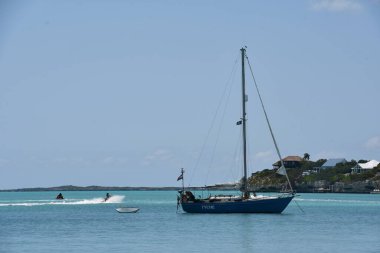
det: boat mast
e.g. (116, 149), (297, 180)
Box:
(241, 47), (248, 198)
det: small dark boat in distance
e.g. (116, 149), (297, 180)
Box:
(56, 193), (64, 200)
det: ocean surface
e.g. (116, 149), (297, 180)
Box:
(1, 191), (379, 253)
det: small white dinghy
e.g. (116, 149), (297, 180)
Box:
(116, 207), (140, 213)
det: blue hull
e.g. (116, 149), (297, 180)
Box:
(181, 196), (294, 213)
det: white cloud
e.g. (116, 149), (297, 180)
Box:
(0, 158), (9, 167)
(253, 150), (277, 167)
(102, 156), (129, 166)
(365, 136), (380, 149)
(254, 150), (273, 159)
(311, 0), (362, 11)
(142, 149), (174, 166)
(102, 157), (115, 164)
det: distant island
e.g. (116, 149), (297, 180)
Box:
(2, 156), (379, 194)
(0, 185), (236, 192)
(0, 185), (182, 192)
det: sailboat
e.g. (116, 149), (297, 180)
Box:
(177, 47), (295, 213)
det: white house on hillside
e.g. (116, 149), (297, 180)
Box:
(351, 160), (380, 174)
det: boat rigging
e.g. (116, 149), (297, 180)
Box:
(177, 47), (295, 213)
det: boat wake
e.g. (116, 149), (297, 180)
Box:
(295, 198), (380, 205)
(0, 195), (125, 207)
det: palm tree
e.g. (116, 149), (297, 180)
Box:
(303, 153), (310, 161)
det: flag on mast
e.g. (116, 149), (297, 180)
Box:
(177, 168), (184, 181)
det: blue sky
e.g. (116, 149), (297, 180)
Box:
(0, 0), (379, 189)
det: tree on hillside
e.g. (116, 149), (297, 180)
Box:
(303, 153), (310, 161)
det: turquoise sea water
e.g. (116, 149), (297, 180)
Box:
(1, 191), (380, 253)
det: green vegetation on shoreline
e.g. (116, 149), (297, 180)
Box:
(248, 160), (380, 193)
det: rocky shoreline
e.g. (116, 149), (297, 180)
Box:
(250, 180), (380, 194)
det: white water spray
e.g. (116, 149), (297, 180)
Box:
(0, 195), (125, 207)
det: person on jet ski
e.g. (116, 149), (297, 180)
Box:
(104, 193), (111, 202)
(56, 193), (64, 200)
